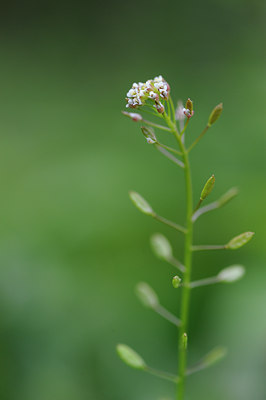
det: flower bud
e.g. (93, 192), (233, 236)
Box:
(226, 231), (254, 250)
(218, 265), (245, 283)
(150, 233), (172, 261)
(122, 111), (143, 122)
(172, 275), (181, 288)
(208, 103), (223, 127)
(154, 101), (165, 114)
(217, 187), (239, 207)
(129, 191), (154, 216)
(135, 282), (159, 308)
(116, 344), (146, 370)
(200, 175), (215, 200)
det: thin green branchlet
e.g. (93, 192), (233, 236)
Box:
(116, 75), (254, 400)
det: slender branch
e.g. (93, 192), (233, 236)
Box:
(180, 118), (189, 136)
(187, 125), (209, 153)
(192, 201), (218, 222)
(192, 244), (226, 251)
(153, 213), (187, 234)
(145, 366), (179, 383)
(154, 304), (182, 327)
(143, 119), (172, 132)
(193, 199), (203, 213)
(169, 96), (176, 123)
(155, 145), (184, 168)
(169, 256), (186, 273)
(157, 142), (182, 156)
(189, 276), (220, 288)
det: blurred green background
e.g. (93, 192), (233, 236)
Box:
(0, 0), (265, 399)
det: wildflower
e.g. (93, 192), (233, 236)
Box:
(125, 75), (170, 113)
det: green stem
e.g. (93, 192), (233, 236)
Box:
(153, 213), (187, 234)
(163, 112), (193, 400)
(142, 119), (172, 132)
(187, 125), (209, 153)
(192, 244), (225, 251)
(145, 366), (179, 383)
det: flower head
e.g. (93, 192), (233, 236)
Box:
(125, 75), (170, 113)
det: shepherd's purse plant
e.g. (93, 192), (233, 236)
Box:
(116, 75), (254, 399)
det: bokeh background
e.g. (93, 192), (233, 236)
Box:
(0, 0), (265, 399)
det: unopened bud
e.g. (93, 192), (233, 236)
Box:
(122, 111), (143, 122)
(217, 187), (239, 207)
(154, 101), (165, 114)
(218, 265), (245, 283)
(116, 344), (146, 370)
(135, 282), (159, 308)
(172, 275), (181, 288)
(226, 231), (254, 250)
(200, 175), (215, 200)
(150, 233), (172, 261)
(129, 191), (154, 216)
(208, 103), (223, 127)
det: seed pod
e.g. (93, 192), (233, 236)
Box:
(172, 275), (182, 288)
(218, 265), (245, 282)
(200, 175), (215, 200)
(226, 231), (254, 250)
(185, 98), (193, 114)
(116, 344), (146, 370)
(202, 346), (227, 367)
(141, 126), (157, 142)
(208, 103), (223, 127)
(150, 233), (172, 261)
(129, 191), (154, 216)
(135, 282), (159, 308)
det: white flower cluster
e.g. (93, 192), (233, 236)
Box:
(126, 75), (170, 113)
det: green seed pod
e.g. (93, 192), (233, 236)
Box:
(150, 233), (172, 261)
(208, 103), (223, 127)
(185, 98), (193, 113)
(129, 191), (154, 216)
(200, 175), (215, 200)
(141, 126), (157, 142)
(135, 282), (159, 308)
(172, 275), (182, 288)
(116, 344), (146, 370)
(202, 346), (227, 367)
(218, 265), (245, 283)
(217, 187), (239, 207)
(226, 231), (254, 250)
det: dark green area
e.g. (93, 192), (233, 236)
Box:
(0, 0), (265, 399)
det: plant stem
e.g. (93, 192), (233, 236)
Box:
(163, 112), (193, 400)
(192, 244), (225, 251)
(153, 213), (187, 234)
